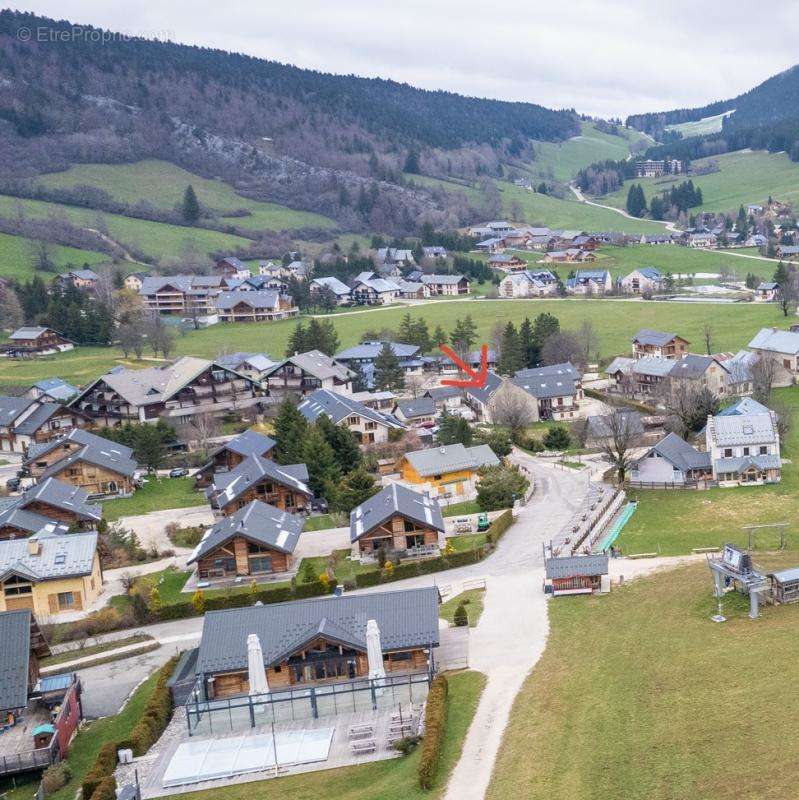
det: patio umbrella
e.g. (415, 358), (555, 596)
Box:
(366, 619), (386, 684)
(247, 633), (270, 696)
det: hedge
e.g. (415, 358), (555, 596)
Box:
(353, 548), (485, 589)
(485, 509), (513, 546)
(91, 776), (117, 800)
(418, 674), (449, 789)
(81, 742), (118, 800)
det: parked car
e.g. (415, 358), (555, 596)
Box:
(311, 498), (329, 513)
(6, 477), (21, 491)
(168, 468), (189, 478)
(477, 512), (490, 532)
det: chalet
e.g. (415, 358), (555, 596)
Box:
(776, 245), (799, 260)
(631, 329), (689, 360)
(215, 352), (276, 386)
(565, 268), (611, 294)
(463, 372), (539, 424)
(512, 363), (583, 420)
(400, 443), (499, 500)
(215, 257), (251, 280)
(396, 280), (431, 300)
(475, 237), (505, 253)
(194, 587), (439, 697)
(619, 267), (664, 295)
(687, 232), (717, 249)
(3, 328), (74, 358)
(423, 386), (463, 412)
(640, 234), (675, 245)
(350, 484), (445, 561)
(436, 349), (498, 375)
(123, 271), (150, 292)
(350, 272), (401, 305)
(498, 270), (558, 298)
(0, 531), (102, 616)
(393, 397), (437, 427)
(264, 351), (353, 398)
(420, 274), (470, 296)
(545, 554), (609, 596)
(422, 246), (447, 260)
(706, 412), (781, 486)
(0, 397), (92, 454)
(298, 389), (405, 445)
(310, 277), (351, 305)
(377, 248), (415, 268)
(70, 357), (261, 425)
(349, 390), (397, 412)
(335, 341), (422, 388)
(215, 291), (298, 323)
(2, 479), (101, 531)
(631, 356), (674, 397)
(26, 378), (78, 403)
(489, 254), (526, 272)
(571, 235), (600, 251)
(194, 429), (276, 488)
(748, 328), (799, 386)
(139, 275), (226, 315)
(187, 500), (304, 581)
(630, 433), (712, 486)
(0, 501), (70, 540)
(754, 282), (779, 301)
(668, 354), (731, 397)
(208, 455), (312, 516)
(546, 249), (596, 265)
(55, 269), (99, 291)
(24, 429), (137, 497)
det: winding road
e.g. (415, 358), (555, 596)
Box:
(569, 184), (679, 232)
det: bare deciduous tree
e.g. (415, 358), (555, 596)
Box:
(541, 330), (586, 368)
(702, 322), (713, 355)
(490, 384), (536, 434)
(601, 409), (639, 485)
(578, 320), (598, 365)
(750, 353), (779, 404)
(179, 411), (220, 459)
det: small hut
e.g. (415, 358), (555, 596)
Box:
(545, 554), (609, 596)
(768, 567), (799, 604)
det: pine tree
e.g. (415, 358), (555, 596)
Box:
(411, 319), (432, 352)
(498, 322), (523, 375)
(302, 425), (340, 497)
(433, 325), (448, 347)
(285, 322), (308, 356)
(137, 424), (165, 472)
(398, 312), (414, 343)
(273, 398), (308, 465)
(349, 361), (369, 392)
(374, 342), (405, 391)
(334, 468), (380, 513)
(532, 312), (560, 355)
(317, 413), (362, 474)
(519, 317), (536, 368)
(181, 185), (200, 224)
(404, 149), (421, 174)
(774, 260), (789, 285)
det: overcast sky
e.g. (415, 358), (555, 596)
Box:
(12, 0), (799, 118)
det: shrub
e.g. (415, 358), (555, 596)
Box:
(127, 657), (177, 756)
(82, 741), (118, 800)
(453, 603), (469, 627)
(486, 509), (513, 546)
(192, 588), (205, 614)
(543, 425), (571, 450)
(90, 775), (117, 800)
(418, 674), (449, 789)
(394, 735), (421, 755)
(41, 762), (71, 795)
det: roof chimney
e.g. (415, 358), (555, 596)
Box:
(27, 538), (41, 556)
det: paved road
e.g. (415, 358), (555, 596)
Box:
(568, 184), (679, 232)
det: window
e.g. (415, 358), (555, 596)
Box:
(760, 446), (768, 455)
(365, 421), (376, 431)
(743, 447), (750, 456)
(433, 474), (442, 481)
(57, 592), (75, 609)
(723, 448), (733, 458)
(404, 519), (416, 533)
(249, 556), (273, 574)
(347, 416), (359, 426)
(3, 576), (32, 596)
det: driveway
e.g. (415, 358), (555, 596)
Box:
(116, 507), (216, 554)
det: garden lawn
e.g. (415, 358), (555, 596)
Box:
(0, 297), (788, 387)
(163, 670), (486, 800)
(487, 558), (799, 800)
(600, 149), (799, 215)
(36, 160), (336, 232)
(304, 514), (337, 531)
(439, 588), (485, 627)
(442, 499), (480, 517)
(617, 386), (799, 556)
(0, 231), (107, 282)
(102, 477), (206, 521)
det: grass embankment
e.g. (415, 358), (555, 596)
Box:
(439, 589), (486, 627)
(618, 386), (799, 556)
(102, 477), (207, 521)
(488, 559), (799, 800)
(0, 296), (787, 386)
(0, 231), (107, 281)
(162, 670), (486, 800)
(41, 634), (154, 667)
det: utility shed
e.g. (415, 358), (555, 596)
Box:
(768, 567), (799, 604)
(545, 554), (609, 596)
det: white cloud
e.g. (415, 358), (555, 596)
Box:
(13, 0), (798, 118)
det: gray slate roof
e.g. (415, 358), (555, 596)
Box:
(546, 554), (609, 579)
(311, 277), (351, 296)
(223, 430), (277, 459)
(0, 610), (33, 711)
(709, 413), (778, 446)
(9, 327), (58, 341)
(512, 362), (581, 399)
(403, 443), (499, 477)
(216, 290), (281, 311)
(336, 341), (420, 361)
(0, 505), (69, 537)
(41, 441), (138, 481)
(632, 356), (675, 378)
(196, 587), (440, 674)
(395, 397), (436, 419)
(33, 378), (78, 402)
(216, 352), (276, 373)
(632, 328), (680, 346)
(420, 274), (469, 286)
(13, 403), (63, 436)
(639, 433), (711, 472)
(0, 530), (98, 583)
(0, 396), (36, 427)
(424, 386), (462, 402)
(350, 484), (444, 543)
(17, 477), (102, 521)
(748, 327), (799, 355)
(189, 500), (305, 563)
(463, 371), (503, 405)
(717, 398), (770, 417)
(26, 428), (133, 464)
(266, 351), (353, 383)
(669, 354), (728, 379)
(714, 455), (781, 474)
(212, 455), (311, 506)
(298, 389), (404, 430)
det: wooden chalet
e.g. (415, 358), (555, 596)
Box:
(0, 478), (101, 533)
(2, 328), (74, 358)
(0, 397), (93, 455)
(194, 429), (276, 488)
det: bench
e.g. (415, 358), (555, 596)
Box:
(350, 739), (376, 754)
(348, 724), (374, 740)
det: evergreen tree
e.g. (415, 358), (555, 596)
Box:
(398, 312), (414, 343)
(404, 149), (421, 174)
(302, 425), (340, 497)
(498, 322), (523, 375)
(737, 206), (750, 238)
(305, 318), (340, 356)
(532, 312), (560, 357)
(433, 324), (448, 347)
(317, 413), (362, 474)
(626, 183), (646, 217)
(437, 408), (473, 446)
(774, 260), (789, 285)
(411, 318), (432, 352)
(273, 398), (308, 465)
(137, 424), (166, 472)
(181, 185), (200, 224)
(373, 342), (405, 391)
(334, 468), (380, 513)
(285, 322), (308, 356)
(519, 317), (536, 368)
(349, 361), (369, 392)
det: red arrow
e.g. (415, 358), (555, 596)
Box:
(440, 344), (489, 389)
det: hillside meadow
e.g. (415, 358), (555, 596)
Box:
(0, 297), (788, 386)
(0, 232), (107, 281)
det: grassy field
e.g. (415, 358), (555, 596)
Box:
(163, 670), (485, 800)
(0, 231), (107, 281)
(526, 122), (652, 183)
(439, 588), (485, 627)
(102, 477), (206, 521)
(0, 297), (789, 386)
(487, 557), (799, 800)
(665, 110), (734, 137)
(37, 160), (336, 232)
(0, 193), (251, 263)
(618, 386), (799, 556)
(601, 150), (799, 215)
